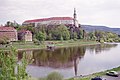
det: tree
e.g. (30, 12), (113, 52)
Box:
(35, 31), (46, 42)
(88, 30), (120, 42)
(49, 25), (70, 40)
(57, 25), (70, 40)
(79, 29), (83, 39)
(0, 47), (31, 80)
(5, 21), (20, 28)
(17, 25), (35, 34)
(47, 33), (52, 40)
(0, 36), (10, 45)
(73, 32), (78, 40)
(88, 32), (96, 40)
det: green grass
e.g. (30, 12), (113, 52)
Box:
(0, 40), (98, 50)
(47, 40), (98, 48)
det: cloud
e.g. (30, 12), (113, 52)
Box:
(0, 0), (120, 27)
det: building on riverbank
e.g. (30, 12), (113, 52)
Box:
(22, 8), (80, 28)
(18, 30), (32, 41)
(0, 26), (18, 41)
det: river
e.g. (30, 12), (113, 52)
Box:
(18, 43), (120, 78)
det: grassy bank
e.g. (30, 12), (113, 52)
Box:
(68, 66), (120, 80)
(0, 40), (99, 50)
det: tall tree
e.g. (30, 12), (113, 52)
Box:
(35, 31), (46, 42)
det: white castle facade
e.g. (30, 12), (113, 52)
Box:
(22, 9), (79, 27)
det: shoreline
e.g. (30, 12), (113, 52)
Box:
(1, 40), (119, 80)
(18, 42), (100, 51)
(30, 66), (120, 80)
(0, 40), (100, 51)
(70, 66), (120, 80)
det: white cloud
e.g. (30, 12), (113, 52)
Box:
(0, 0), (120, 28)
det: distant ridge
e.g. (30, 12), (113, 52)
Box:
(81, 25), (120, 35)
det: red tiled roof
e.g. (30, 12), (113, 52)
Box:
(18, 29), (32, 34)
(0, 26), (16, 31)
(23, 17), (74, 23)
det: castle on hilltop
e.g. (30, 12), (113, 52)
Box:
(22, 8), (80, 27)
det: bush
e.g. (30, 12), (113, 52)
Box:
(100, 39), (104, 43)
(74, 38), (77, 41)
(39, 78), (46, 80)
(0, 36), (10, 45)
(33, 38), (41, 45)
(46, 72), (63, 80)
(0, 47), (30, 80)
(108, 39), (113, 42)
(35, 31), (46, 41)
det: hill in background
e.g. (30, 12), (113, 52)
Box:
(81, 25), (120, 35)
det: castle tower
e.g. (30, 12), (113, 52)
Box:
(74, 8), (77, 20)
(73, 8), (78, 27)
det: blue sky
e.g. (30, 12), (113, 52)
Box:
(0, 0), (120, 28)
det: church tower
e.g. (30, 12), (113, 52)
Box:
(73, 8), (78, 27)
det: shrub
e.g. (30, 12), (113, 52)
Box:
(46, 72), (63, 80)
(74, 38), (77, 41)
(100, 39), (104, 43)
(33, 38), (41, 45)
(39, 78), (46, 80)
(0, 47), (31, 80)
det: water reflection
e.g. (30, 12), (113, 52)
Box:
(18, 43), (118, 78)
(86, 43), (118, 54)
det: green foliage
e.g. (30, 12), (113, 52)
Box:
(38, 72), (63, 80)
(35, 24), (70, 40)
(47, 33), (52, 40)
(100, 39), (104, 43)
(33, 38), (41, 45)
(17, 25), (35, 34)
(39, 78), (47, 80)
(46, 72), (63, 80)
(5, 21), (20, 28)
(0, 46), (30, 80)
(35, 31), (46, 42)
(88, 32), (96, 40)
(0, 36), (10, 45)
(60, 36), (64, 42)
(58, 25), (70, 40)
(88, 31), (120, 42)
(50, 25), (70, 40)
(79, 29), (84, 39)
(73, 32), (78, 40)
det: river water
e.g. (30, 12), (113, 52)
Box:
(18, 43), (120, 78)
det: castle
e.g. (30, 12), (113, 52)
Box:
(22, 8), (80, 27)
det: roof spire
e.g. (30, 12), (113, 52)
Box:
(74, 8), (77, 19)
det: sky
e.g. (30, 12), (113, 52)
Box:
(0, 0), (120, 28)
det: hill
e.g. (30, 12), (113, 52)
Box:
(81, 25), (120, 35)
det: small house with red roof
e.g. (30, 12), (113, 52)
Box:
(0, 26), (18, 41)
(18, 30), (32, 41)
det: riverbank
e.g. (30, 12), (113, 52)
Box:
(29, 66), (120, 80)
(0, 40), (99, 51)
(68, 66), (120, 80)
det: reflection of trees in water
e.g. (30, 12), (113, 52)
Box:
(18, 47), (86, 68)
(86, 43), (118, 54)
(17, 44), (118, 77)
(18, 50), (33, 62)
(33, 47), (86, 68)
(18, 43), (117, 68)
